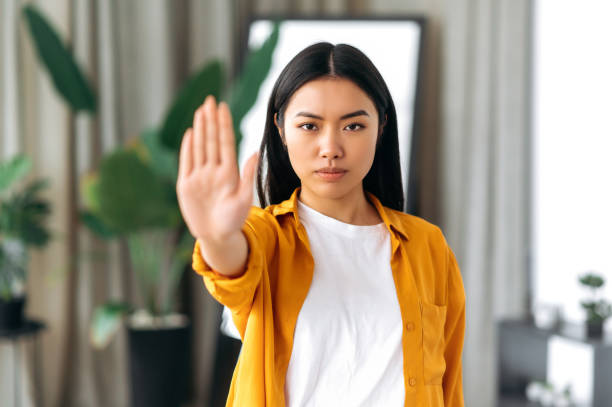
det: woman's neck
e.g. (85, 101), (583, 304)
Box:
(297, 184), (382, 226)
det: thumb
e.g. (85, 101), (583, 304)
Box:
(239, 151), (259, 202)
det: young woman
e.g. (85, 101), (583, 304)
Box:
(177, 42), (466, 407)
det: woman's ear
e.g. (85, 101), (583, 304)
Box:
(274, 112), (286, 146)
(378, 114), (388, 137)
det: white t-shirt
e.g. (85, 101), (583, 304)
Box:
(284, 199), (405, 406)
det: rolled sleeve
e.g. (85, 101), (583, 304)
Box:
(192, 219), (264, 318)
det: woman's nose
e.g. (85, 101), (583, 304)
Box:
(319, 130), (343, 159)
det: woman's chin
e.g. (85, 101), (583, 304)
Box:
(302, 180), (361, 200)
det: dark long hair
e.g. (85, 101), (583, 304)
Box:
(256, 42), (404, 211)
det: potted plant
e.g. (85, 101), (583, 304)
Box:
(0, 154), (52, 330)
(83, 27), (280, 407)
(82, 137), (196, 407)
(22, 4), (280, 405)
(578, 271), (612, 339)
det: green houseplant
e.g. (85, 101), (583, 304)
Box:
(79, 135), (196, 407)
(0, 154), (52, 329)
(83, 42), (279, 407)
(84, 23), (280, 346)
(578, 271), (612, 338)
(22, 4), (280, 405)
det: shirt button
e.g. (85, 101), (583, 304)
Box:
(409, 377), (417, 386)
(405, 322), (415, 332)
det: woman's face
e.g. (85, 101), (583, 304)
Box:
(275, 77), (382, 200)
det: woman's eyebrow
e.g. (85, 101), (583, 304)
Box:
(294, 110), (370, 120)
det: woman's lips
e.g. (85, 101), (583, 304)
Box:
(315, 170), (347, 181)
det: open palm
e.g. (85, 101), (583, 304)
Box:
(176, 95), (259, 242)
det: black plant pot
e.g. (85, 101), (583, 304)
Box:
(587, 320), (604, 339)
(0, 295), (26, 330)
(127, 317), (192, 407)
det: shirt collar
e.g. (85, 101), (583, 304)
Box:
(271, 187), (410, 242)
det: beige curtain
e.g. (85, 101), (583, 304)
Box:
(0, 0), (235, 405)
(441, 1), (533, 406)
(0, 0), (532, 406)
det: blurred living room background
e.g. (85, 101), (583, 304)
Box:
(1, 0), (611, 406)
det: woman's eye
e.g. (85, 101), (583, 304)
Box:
(299, 123), (317, 131)
(345, 123), (364, 131)
(298, 122), (364, 131)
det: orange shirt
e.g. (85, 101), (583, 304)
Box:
(192, 187), (466, 406)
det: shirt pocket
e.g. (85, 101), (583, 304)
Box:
(419, 299), (447, 385)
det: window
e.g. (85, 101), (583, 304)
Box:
(532, 0), (612, 323)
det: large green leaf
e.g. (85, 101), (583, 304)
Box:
(96, 150), (180, 234)
(227, 21), (281, 149)
(22, 5), (96, 112)
(160, 60), (224, 151)
(0, 154), (32, 193)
